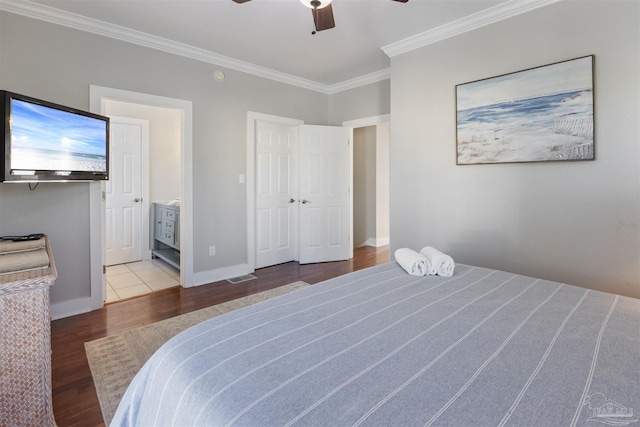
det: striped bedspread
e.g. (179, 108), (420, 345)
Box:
(111, 263), (640, 427)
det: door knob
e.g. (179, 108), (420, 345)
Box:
(289, 198), (296, 203)
(301, 199), (311, 204)
(132, 197), (141, 203)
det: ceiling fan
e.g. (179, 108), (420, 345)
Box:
(232, 0), (409, 35)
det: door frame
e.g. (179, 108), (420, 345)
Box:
(89, 85), (194, 311)
(246, 112), (304, 271)
(106, 116), (150, 267)
(342, 114), (391, 254)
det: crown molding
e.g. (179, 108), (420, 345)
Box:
(0, 0), (332, 93)
(325, 68), (391, 95)
(1, 0), (560, 94)
(382, 0), (562, 58)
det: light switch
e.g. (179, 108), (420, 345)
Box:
(239, 174), (245, 184)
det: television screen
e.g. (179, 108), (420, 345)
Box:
(1, 91), (109, 182)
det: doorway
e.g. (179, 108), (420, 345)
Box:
(89, 85), (193, 310)
(344, 115), (390, 260)
(352, 123), (390, 248)
(101, 101), (181, 300)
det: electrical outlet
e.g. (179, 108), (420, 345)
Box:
(209, 246), (216, 256)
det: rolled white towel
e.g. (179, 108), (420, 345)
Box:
(395, 248), (431, 276)
(419, 246), (455, 277)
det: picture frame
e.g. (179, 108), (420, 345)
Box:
(456, 55), (595, 165)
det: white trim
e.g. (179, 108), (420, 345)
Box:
(382, 0), (562, 57)
(246, 112), (305, 272)
(342, 114), (391, 129)
(51, 297), (96, 321)
(86, 180), (104, 315)
(325, 69), (391, 95)
(362, 237), (390, 248)
(348, 128), (354, 261)
(0, 0), (557, 94)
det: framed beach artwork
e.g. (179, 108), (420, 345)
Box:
(456, 55), (595, 165)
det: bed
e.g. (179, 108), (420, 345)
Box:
(111, 262), (639, 426)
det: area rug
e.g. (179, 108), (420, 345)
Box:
(85, 281), (309, 425)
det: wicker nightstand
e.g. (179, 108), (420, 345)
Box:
(0, 236), (57, 427)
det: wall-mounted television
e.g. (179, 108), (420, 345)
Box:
(1, 90), (109, 182)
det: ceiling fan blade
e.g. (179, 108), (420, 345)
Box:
(313, 3), (335, 32)
(232, 0), (252, 3)
(392, 0), (409, 2)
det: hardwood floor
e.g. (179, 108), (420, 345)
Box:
(51, 245), (389, 427)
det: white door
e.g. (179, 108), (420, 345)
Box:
(255, 121), (298, 268)
(298, 125), (351, 264)
(106, 118), (146, 266)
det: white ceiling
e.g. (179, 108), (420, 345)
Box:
(1, 0), (557, 93)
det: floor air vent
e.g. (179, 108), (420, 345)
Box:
(226, 274), (257, 284)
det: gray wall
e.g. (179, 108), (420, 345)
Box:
(0, 12), (332, 313)
(0, 11), (392, 316)
(2, 0), (637, 316)
(390, 0), (640, 298)
(328, 80), (390, 125)
(0, 183), (92, 303)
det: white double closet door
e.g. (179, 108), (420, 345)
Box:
(255, 122), (350, 268)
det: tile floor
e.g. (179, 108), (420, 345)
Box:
(105, 258), (180, 303)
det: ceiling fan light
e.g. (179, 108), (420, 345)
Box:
(300, 0), (332, 9)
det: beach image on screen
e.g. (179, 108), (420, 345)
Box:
(10, 98), (107, 173)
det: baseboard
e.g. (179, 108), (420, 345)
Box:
(51, 263), (253, 318)
(363, 237), (389, 247)
(188, 263), (251, 288)
(51, 296), (101, 320)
